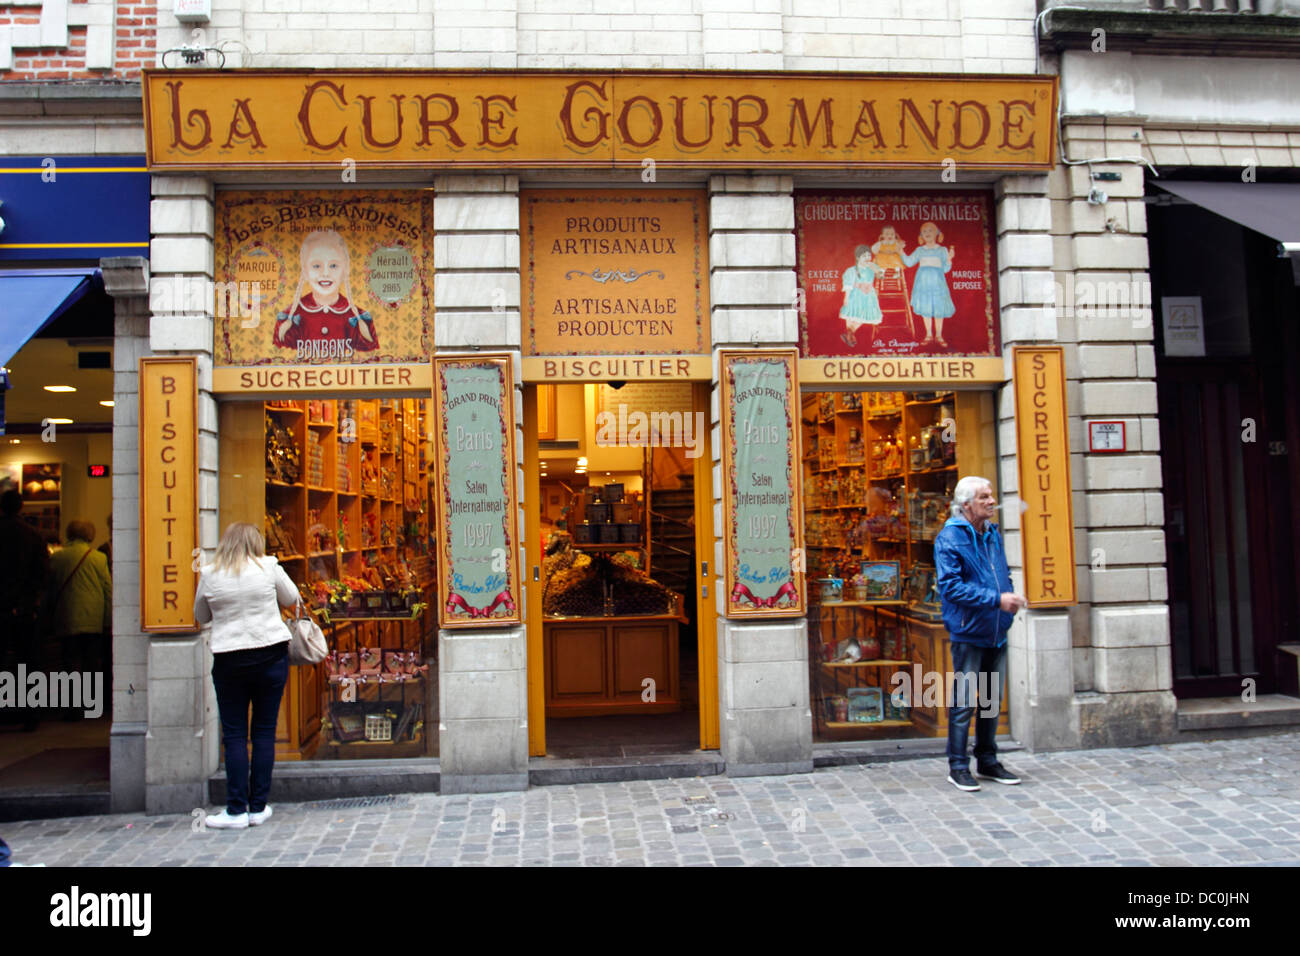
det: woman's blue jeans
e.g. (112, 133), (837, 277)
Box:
(212, 642), (289, 815)
(946, 640), (1006, 772)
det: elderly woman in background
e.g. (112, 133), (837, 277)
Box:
(194, 522), (301, 829)
(47, 519), (112, 717)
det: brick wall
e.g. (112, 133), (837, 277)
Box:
(158, 0), (1036, 73)
(0, 0), (155, 78)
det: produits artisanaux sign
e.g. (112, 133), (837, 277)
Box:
(1013, 347), (1076, 607)
(433, 354), (522, 628)
(720, 350), (805, 618)
(521, 189), (709, 367)
(139, 357), (199, 633)
(210, 189), (433, 394)
(144, 71), (1056, 170)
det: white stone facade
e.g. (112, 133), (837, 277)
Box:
(157, 0), (1037, 74)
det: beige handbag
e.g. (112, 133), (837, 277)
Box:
(286, 602), (328, 665)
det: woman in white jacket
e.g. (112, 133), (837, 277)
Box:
(194, 522), (301, 829)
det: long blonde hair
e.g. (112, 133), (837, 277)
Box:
(213, 521), (266, 575)
(287, 229), (361, 323)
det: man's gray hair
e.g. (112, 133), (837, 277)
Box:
(951, 476), (993, 518)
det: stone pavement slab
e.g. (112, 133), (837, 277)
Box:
(3, 733), (1299, 867)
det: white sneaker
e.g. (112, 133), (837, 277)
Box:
(205, 809), (249, 829)
(248, 805), (273, 826)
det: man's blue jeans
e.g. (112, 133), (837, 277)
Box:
(946, 640), (1006, 771)
(212, 642), (289, 815)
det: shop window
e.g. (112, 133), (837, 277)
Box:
(802, 388), (1008, 741)
(220, 398), (437, 759)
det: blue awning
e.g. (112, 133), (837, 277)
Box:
(0, 268), (100, 368)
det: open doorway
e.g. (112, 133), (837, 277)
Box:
(523, 382), (716, 758)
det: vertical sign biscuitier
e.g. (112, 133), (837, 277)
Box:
(139, 357), (199, 632)
(433, 354), (522, 628)
(720, 349), (806, 618)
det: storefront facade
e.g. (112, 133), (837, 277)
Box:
(96, 2), (1240, 812)
(129, 61), (1086, 808)
(1041, 0), (1300, 743)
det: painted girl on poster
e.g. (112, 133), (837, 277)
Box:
(837, 245), (884, 348)
(274, 229), (379, 360)
(900, 221), (957, 348)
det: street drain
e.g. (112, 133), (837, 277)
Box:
(302, 795), (413, 810)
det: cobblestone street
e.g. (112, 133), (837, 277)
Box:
(4, 733), (1299, 867)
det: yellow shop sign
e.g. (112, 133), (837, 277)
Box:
(144, 70), (1057, 171)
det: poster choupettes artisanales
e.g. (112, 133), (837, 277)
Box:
(213, 190), (433, 368)
(796, 191), (1000, 359)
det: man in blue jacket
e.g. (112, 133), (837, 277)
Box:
(934, 476), (1026, 792)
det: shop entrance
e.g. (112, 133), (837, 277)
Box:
(0, 283), (116, 811)
(522, 383), (717, 757)
(1150, 197), (1300, 698)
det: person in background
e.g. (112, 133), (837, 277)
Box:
(98, 514), (112, 565)
(0, 490), (50, 730)
(934, 476), (1026, 792)
(47, 519), (112, 719)
(194, 522), (300, 829)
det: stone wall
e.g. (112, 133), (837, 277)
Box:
(156, 0), (1036, 73)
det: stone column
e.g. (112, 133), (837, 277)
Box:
(707, 174), (811, 776)
(143, 175), (221, 813)
(996, 173), (1081, 751)
(432, 174), (529, 794)
(1054, 121), (1176, 745)
(100, 256), (150, 813)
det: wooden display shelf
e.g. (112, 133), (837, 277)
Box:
(815, 599), (907, 608)
(821, 660), (911, 669)
(569, 541), (647, 553)
(325, 738), (426, 758)
(268, 479), (303, 489)
(824, 719), (911, 730)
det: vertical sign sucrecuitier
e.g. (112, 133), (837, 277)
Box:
(1013, 347), (1077, 607)
(721, 350), (806, 618)
(434, 354), (522, 628)
(139, 357), (199, 633)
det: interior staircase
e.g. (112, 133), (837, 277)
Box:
(649, 471), (695, 597)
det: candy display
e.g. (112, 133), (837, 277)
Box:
(803, 389), (989, 743)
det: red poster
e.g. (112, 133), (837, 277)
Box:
(796, 191), (999, 359)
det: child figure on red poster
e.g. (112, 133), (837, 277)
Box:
(274, 230), (378, 359)
(838, 245), (884, 349)
(900, 221), (957, 349)
(870, 225), (907, 279)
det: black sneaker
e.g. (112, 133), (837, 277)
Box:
(976, 762), (1021, 785)
(947, 768), (981, 792)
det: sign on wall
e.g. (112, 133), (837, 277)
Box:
(210, 189), (433, 394)
(796, 191), (1000, 367)
(144, 71), (1056, 171)
(1012, 347), (1076, 608)
(139, 357), (199, 633)
(520, 189), (709, 381)
(433, 354), (522, 628)
(720, 349), (805, 618)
